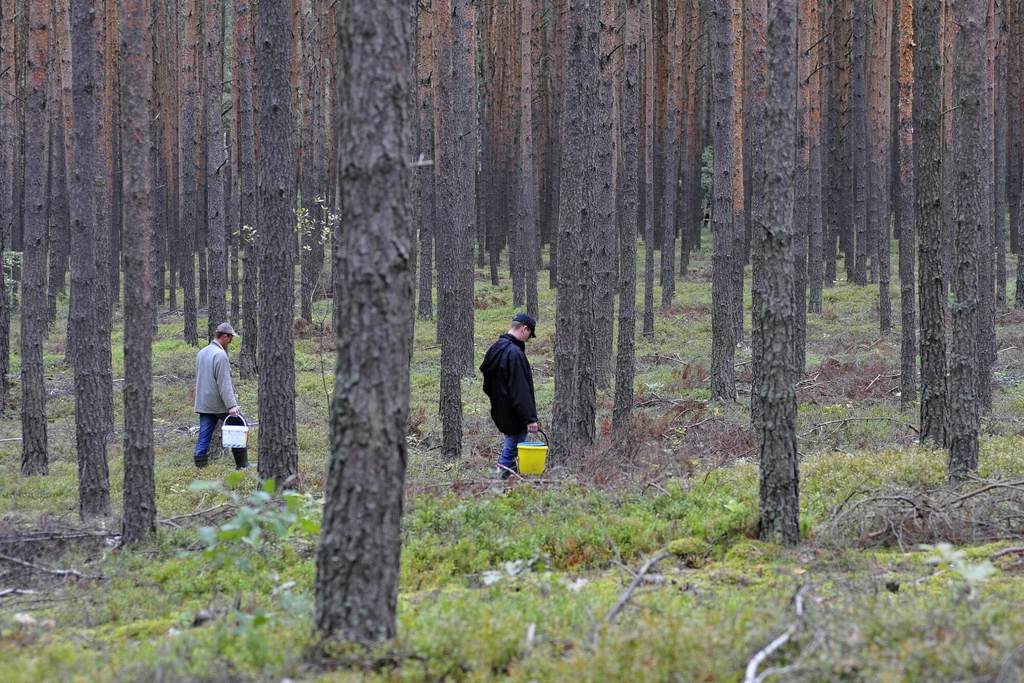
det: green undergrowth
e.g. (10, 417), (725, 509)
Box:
(4, 242), (1024, 679)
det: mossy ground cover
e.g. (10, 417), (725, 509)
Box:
(3, 240), (1024, 681)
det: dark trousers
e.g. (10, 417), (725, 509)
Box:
(193, 413), (249, 468)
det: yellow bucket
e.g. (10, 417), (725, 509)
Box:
(517, 430), (548, 476)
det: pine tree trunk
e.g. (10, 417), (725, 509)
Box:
(747, 0), (768, 425)
(205, 0), (226, 337)
(757, 0), (799, 547)
(434, 0), (467, 460)
(453, 0), (476, 376)
(897, 0), (917, 411)
(947, 0), (985, 484)
(731, 2), (746, 344)
(594, 0), (616, 388)
(641, 0), (655, 340)
(315, 0), (412, 642)
(915, 0), (947, 446)
(20, 0), (49, 476)
(710, 0), (736, 402)
(613, 0), (642, 442)
(851, 0), (868, 287)
(181, 0), (200, 347)
(256, 0), (299, 485)
(806, 0), (824, 315)
(994, 9), (1006, 310)
(0, 0), (12, 415)
(120, 0), (155, 545)
(71, 0), (111, 517)
(47, 91), (70, 326)
(522, 0), (539, 318)
(976, 0), (996, 414)
(872, 0), (893, 335)
(550, 0), (599, 467)
(416, 2), (435, 321)
(236, 0), (258, 379)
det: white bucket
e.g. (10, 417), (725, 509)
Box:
(222, 415), (249, 449)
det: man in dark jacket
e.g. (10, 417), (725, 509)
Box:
(480, 313), (539, 479)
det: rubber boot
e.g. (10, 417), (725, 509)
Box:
(194, 450), (210, 468)
(232, 448), (250, 470)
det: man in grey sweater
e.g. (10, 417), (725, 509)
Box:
(193, 322), (249, 469)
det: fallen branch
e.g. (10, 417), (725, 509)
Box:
(801, 416), (920, 437)
(0, 552), (102, 581)
(0, 588), (37, 598)
(157, 502), (236, 528)
(603, 550), (668, 625)
(745, 625), (797, 683)
(990, 546), (1024, 562)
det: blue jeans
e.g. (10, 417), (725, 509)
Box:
(498, 431), (528, 472)
(194, 413), (248, 465)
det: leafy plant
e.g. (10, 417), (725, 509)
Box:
(189, 474), (321, 571)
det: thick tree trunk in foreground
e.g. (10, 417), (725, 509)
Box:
(915, 0), (947, 446)
(757, 0), (799, 547)
(120, 0), (155, 545)
(947, 0), (986, 484)
(256, 0), (299, 485)
(315, 0), (412, 643)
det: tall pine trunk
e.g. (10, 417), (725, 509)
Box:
(255, 0), (299, 485)
(710, 0), (736, 402)
(915, 0), (947, 446)
(550, 0), (599, 467)
(20, 0), (49, 477)
(236, 0), (258, 379)
(314, 0), (412, 642)
(897, 0), (917, 411)
(613, 0), (642, 442)
(205, 0), (227, 336)
(120, 0), (155, 545)
(71, 0), (111, 517)
(947, 0), (986, 483)
(757, 0), (799, 547)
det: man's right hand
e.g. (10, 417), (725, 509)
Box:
(527, 422), (539, 433)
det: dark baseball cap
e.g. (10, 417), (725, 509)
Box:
(512, 313), (536, 338)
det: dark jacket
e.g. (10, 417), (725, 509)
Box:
(480, 334), (537, 435)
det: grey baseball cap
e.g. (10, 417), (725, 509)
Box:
(215, 322), (239, 338)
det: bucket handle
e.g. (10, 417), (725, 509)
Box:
(224, 413), (248, 428)
(526, 428), (548, 445)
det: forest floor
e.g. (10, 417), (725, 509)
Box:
(4, 242), (1024, 681)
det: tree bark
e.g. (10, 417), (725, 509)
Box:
(71, 0), (111, 517)
(641, 0), (655, 340)
(897, 0), (917, 411)
(550, 0), (599, 467)
(521, 0), (540, 319)
(205, 0), (227, 337)
(710, 0), (736, 402)
(757, 0), (799, 547)
(20, 0), (49, 477)
(915, 0), (947, 446)
(613, 0), (642, 442)
(947, 0), (986, 484)
(416, 2), (435, 321)
(236, 0), (258, 379)
(872, 0), (893, 335)
(594, 0), (616, 388)
(120, 0), (155, 545)
(315, 0), (412, 643)
(256, 0), (299, 485)
(0, 0), (12, 415)
(806, 0), (824, 315)
(747, 0), (768, 425)
(180, 0), (200, 347)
